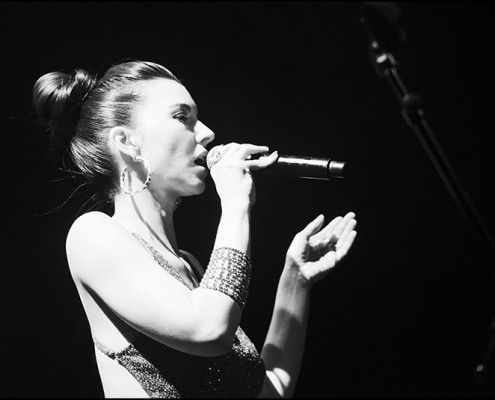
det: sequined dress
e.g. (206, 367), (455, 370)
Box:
(93, 234), (266, 398)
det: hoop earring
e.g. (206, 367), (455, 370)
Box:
(120, 155), (153, 196)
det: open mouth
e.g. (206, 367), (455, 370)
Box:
(194, 157), (207, 168)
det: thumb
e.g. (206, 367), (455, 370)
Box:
(299, 214), (325, 239)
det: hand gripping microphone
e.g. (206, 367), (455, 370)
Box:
(206, 145), (347, 180)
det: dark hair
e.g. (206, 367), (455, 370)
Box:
(33, 60), (181, 206)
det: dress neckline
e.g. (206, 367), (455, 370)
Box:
(132, 232), (199, 290)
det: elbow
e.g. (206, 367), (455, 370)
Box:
(207, 336), (234, 356)
(194, 324), (236, 356)
(212, 327), (236, 355)
(188, 289), (242, 356)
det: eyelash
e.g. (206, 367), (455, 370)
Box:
(174, 114), (189, 123)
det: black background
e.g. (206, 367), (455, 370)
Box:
(1, 1), (495, 398)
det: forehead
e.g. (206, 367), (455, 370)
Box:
(138, 78), (196, 111)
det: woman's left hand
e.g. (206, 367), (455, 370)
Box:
(284, 212), (357, 285)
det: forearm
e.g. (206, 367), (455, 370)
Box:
(260, 265), (312, 398)
(195, 205), (252, 343)
(214, 204), (251, 256)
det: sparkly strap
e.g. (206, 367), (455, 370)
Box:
(132, 233), (191, 289)
(93, 337), (117, 359)
(93, 234), (190, 358)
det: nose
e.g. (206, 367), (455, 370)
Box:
(195, 121), (215, 148)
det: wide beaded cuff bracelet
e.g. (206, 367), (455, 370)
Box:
(199, 247), (252, 310)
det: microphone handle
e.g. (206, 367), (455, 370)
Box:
(259, 154), (346, 180)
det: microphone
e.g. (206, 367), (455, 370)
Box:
(206, 145), (347, 180)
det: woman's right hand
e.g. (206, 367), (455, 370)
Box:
(208, 143), (278, 210)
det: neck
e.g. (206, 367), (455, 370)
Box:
(112, 189), (180, 256)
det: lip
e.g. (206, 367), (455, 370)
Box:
(193, 158), (209, 177)
(193, 151), (208, 169)
(196, 164), (209, 178)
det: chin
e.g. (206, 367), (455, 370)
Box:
(196, 182), (207, 194)
(187, 180), (206, 196)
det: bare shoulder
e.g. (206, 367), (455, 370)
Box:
(66, 211), (116, 249)
(66, 211), (129, 278)
(69, 210), (113, 229)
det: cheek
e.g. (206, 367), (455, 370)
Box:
(139, 125), (193, 172)
(142, 127), (178, 160)
(150, 141), (187, 176)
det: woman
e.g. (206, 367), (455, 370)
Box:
(33, 60), (357, 398)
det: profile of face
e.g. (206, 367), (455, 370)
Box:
(126, 78), (215, 199)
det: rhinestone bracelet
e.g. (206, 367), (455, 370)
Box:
(200, 247), (252, 310)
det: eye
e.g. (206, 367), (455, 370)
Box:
(173, 113), (189, 123)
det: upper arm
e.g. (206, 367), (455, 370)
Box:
(66, 212), (239, 356)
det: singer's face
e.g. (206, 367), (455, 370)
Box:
(132, 78), (215, 198)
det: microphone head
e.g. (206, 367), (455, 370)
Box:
(206, 145), (224, 170)
(328, 160), (346, 179)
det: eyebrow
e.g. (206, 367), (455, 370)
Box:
(168, 103), (198, 114)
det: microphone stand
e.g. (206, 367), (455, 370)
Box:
(367, 39), (495, 387)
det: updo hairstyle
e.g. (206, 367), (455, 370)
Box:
(33, 60), (181, 202)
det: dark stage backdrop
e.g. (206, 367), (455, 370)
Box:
(1, 1), (494, 398)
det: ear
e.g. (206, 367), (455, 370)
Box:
(108, 126), (140, 159)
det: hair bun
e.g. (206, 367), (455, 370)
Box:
(33, 68), (95, 147)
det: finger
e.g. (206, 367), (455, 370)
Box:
(322, 248), (338, 266)
(247, 151), (278, 170)
(336, 230), (357, 260)
(232, 144), (270, 160)
(309, 215), (342, 247)
(317, 216), (343, 241)
(298, 214), (325, 239)
(210, 143), (270, 173)
(331, 212), (356, 241)
(336, 218), (357, 244)
(218, 142), (241, 158)
(208, 143), (242, 170)
(313, 252), (338, 275)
